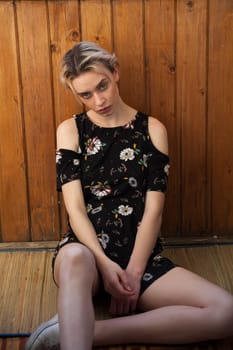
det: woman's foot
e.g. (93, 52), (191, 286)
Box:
(24, 315), (59, 349)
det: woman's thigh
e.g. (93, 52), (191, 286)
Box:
(138, 266), (233, 311)
(54, 242), (101, 295)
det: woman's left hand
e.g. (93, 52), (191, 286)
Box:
(109, 269), (141, 316)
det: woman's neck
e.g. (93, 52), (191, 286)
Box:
(87, 100), (137, 128)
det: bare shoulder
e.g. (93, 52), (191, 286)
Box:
(148, 116), (168, 155)
(56, 117), (79, 151)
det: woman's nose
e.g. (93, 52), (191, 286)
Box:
(94, 93), (105, 106)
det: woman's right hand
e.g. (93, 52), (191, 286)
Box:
(97, 257), (134, 299)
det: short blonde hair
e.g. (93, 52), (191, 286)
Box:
(60, 41), (118, 88)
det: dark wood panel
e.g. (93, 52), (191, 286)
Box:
(48, 0), (81, 127)
(80, 0), (112, 52)
(48, 0), (82, 236)
(145, 0), (179, 236)
(0, 1), (29, 241)
(176, 0), (208, 235)
(112, 0), (146, 112)
(16, 0), (59, 240)
(208, 0), (233, 235)
(0, 0), (233, 241)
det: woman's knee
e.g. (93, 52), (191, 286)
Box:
(216, 295), (233, 336)
(54, 243), (97, 285)
(207, 292), (233, 338)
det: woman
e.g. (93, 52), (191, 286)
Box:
(25, 41), (233, 350)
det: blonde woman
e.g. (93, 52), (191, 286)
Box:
(25, 42), (233, 350)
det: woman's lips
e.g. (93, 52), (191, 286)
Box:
(97, 106), (111, 114)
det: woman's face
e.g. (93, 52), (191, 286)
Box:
(71, 65), (120, 116)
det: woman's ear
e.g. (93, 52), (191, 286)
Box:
(113, 66), (120, 82)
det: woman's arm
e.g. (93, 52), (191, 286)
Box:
(57, 119), (133, 298)
(110, 117), (168, 314)
(126, 191), (165, 278)
(57, 119), (105, 261)
(110, 190), (165, 315)
(127, 117), (168, 276)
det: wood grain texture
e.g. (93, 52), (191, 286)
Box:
(16, 0), (59, 241)
(48, 0), (82, 127)
(0, 246), (232, 349)
(176, 0), (208, 235)
(0, 0), (233, 241)
(0, 1), (29, 241)
(0, 251), (57, 334)
(112, 0), (146, 112)
(48, 0), (82, 235)
(80, 0), (113, 52)
(145, 0), (178, 236)
(208, 0), (233, 235)
(0, 338), (233, 350)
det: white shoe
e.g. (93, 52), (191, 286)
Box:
(24, 315), (60, 349)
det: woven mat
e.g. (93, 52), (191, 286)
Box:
(0, 246), (233, 349)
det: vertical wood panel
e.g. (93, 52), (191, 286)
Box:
(112, 0), (146, 112)
(176, 0), (208, 235)
(0, 0), (233, 242)
(48, 0), (81, 235)
(48, 0), (81, 128)
(0, 1), (29, 241)
(208, 1), (233, 235)
(16, 0), (59, 240)
(80, 0), (112, 52)
(145, 0), (179, 236)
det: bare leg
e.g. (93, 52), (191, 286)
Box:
(93, 267), (233, 345)
(54, 243), (100, 350)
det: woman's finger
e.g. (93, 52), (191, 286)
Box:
(119, 270), (133, 292)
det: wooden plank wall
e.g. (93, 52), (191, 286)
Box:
(0, 0), (232, 242)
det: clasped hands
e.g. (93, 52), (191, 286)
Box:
(99, 259), (141, 316)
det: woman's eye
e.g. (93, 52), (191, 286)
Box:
(98, 82), (108, 91)
(81, 92), (92, 99)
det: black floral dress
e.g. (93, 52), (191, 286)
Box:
(54, 111), (175, 294)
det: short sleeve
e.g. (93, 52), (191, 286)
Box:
(56, 148), (82, 191)
(146, 149), (170, 193)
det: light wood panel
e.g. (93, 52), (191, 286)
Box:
(0, 0), (233, 241)
(112, 0), (146, 112)
(176, 0), (208, 235)
(80, 0), (113, 52)
(208, 0), (233, 235)
(16, 0), (59, 241)
(48, 0), (82, 127)
(0, 1), (29, 241)
(145, 0), (178, 236)
(48, 0), (82, 234)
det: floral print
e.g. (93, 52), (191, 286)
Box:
(91, 205), (103, 214)
(138, 154), (149, 168)
(55, 111), (175, 294)
(120, 148), (135, 161)
(89, 182), (112, 198)
(98, 232), (110, 249)
(164, 164), (170, 176)
(56, 150), (62, 163)
(86, 136), (105, 155)
(142, 273), (153, 282)
(118, 204), (133, 216)
(128, 177), (138, 188)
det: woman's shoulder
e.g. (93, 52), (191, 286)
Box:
(56, 116), (79, 150)
(57, 116), (76, 130)
(147, 116), (168, 155)
(148, 116), (167, 132)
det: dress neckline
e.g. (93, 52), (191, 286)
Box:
(84, 111), (140, 130)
